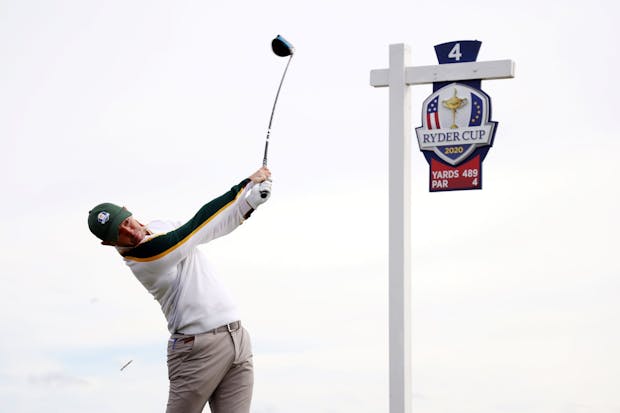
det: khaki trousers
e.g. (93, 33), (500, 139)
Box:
(165, 323), (253, 413)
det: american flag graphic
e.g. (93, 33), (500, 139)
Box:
(426, 96), (440, 129)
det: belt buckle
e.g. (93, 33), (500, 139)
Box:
(226, 321), (240, 333)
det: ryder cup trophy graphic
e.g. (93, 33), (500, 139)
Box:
(442, 88), (468, 129)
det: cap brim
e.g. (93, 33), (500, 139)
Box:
(105, 208), (132, 243)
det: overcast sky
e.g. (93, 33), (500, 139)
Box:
(1, 0), (619, 412)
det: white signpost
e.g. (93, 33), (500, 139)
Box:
(370, 43), (515, 413)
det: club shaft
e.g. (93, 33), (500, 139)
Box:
(262, 54), (293, 167)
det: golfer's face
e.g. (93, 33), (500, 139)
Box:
(117, 216), (146, 247)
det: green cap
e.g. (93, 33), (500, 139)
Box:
(88, 203), (132, 243)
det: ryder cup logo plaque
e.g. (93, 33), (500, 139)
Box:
(416, 83), (495, 166)
(416, 40), (500, 192)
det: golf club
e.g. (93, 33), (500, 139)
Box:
(260, 34), (294, 198)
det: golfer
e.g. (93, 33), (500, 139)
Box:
(87, 166), (272, 413)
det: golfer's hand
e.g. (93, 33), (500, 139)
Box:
(249, 166), (271, 183)
(245, 180), (272, 209)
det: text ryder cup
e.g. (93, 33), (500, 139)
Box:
(421, 128), (486, 144)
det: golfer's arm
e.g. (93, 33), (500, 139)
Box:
(123, 179), (253, 264)
(179, 179), (254, 244)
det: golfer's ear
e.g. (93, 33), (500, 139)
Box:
(101, 240), (114, 246)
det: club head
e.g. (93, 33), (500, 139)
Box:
(272, 35), (294, 57)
